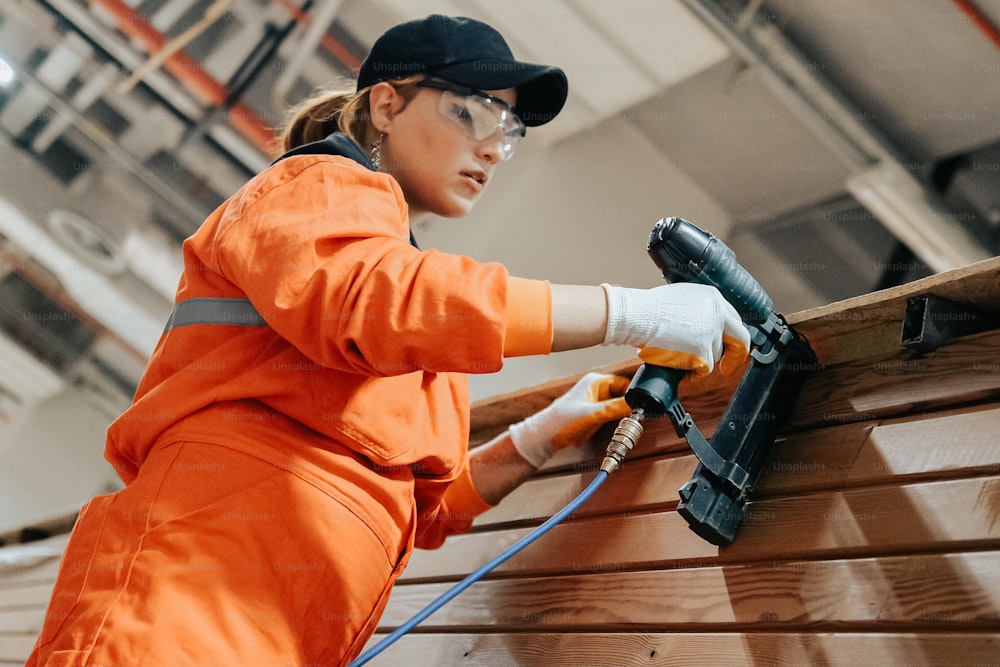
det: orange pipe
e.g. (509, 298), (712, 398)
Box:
(952, 0), (1000, 50)
(89, 0), (277, 154)
(272, 0), (362, 71)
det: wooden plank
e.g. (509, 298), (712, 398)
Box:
(501, 332), (1000, 494)
(0, 560), (62, 589)
(0, 634), (40, 664)
(534, 328), (1000, 475)
(464, 403), (998, 535)
(788, 256), (1000, 366)
(383, 551), (1000, 631)
(761, 404), (1000, 494)
(788, 328), (1000, 429)
(731, 475), (1000, 559)
(469, 451), (697, 529)
(0, 583), (52, 609)
(474, 330), (999, 481)
(846, 405), (1000, 484)
(0, 610), (43, 636)
(400, 476), (1000, 581)
(0, 634), (39, 665)
(362, 632), (1000, 667)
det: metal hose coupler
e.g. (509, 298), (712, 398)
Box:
(601, 408), (645, 474)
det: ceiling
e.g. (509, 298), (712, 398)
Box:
(0, 0), (998, 417)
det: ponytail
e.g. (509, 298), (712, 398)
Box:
(277, 75), (425, 155)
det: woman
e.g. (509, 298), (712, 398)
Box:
(28, 15), (749, 666)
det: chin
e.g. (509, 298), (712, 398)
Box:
(434, 198), (476, 219)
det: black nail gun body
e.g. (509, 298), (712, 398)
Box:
(624, 217), (819, 546)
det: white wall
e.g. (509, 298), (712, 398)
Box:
(0, 388), (121, 533)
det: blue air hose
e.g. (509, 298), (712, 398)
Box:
(347, 469), (611, 666)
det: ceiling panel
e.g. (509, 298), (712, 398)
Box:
(572, 0), (730, 89)
(373, 0), (732, 142)
(762, 0), (1000, 160)
(627, 56), (852, 219)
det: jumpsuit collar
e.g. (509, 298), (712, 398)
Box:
(274, 132), (419, 249)
(275, 132), (376, 170)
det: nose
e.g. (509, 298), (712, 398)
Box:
(475, 131), (505, 165)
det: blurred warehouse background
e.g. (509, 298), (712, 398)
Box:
(0, 0), (998, 529)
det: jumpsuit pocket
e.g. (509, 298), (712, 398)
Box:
(297, 499), (414, 666)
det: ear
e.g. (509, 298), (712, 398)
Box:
(368, 82), (405, 133)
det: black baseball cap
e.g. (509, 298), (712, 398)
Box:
(357, 15), (568, 127)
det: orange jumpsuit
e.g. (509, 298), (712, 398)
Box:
(27, 137), (553, 666)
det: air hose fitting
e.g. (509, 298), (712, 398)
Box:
(601, 408), (645, 473)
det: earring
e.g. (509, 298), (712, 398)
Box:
(370, 133), (384, 171)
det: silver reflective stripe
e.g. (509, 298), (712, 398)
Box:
(164, 297), (266, 332)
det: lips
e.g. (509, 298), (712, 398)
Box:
(461, 169), (488, 190)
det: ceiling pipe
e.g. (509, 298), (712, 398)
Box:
(12, 63), (208, 228)
(680, 0), (992, 273)
(116, 0), (232, 95)
(272, 0), (362, 71)
(41, 0), (203, 117)
(272, 0), (346, 114)
(87, 0), (276, 154)
(952, 0), (1000, 50)
(180, 1), (312, 149)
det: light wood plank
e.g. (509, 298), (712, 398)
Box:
(470, 451), (696, 529)
(384, 551), (1000, 631)
(0, 583), (52, 609)
(465, 404), (998, 536)
(0, 634), (39, 663)
(787, 256), (1000, 365)
(0, 610), (43, 636)
(401, 476), (1000, 581)
(846, 405), (1000, 483)
(361, 632), (1000, 667)
(789, 329), (1000, 429)
(0, 554), (63, 589)
(484, 332), (999, 479)
(761, 404), (1000, 494)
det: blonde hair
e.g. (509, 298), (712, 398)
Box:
(277, 75), (425, 155)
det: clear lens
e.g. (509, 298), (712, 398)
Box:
(435, 89), (525, 160)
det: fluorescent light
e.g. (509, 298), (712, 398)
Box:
(0, 56), (13, 86)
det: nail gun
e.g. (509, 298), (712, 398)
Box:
(609, 217), (819, 546)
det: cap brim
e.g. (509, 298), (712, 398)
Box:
(432, 61), (568, 127)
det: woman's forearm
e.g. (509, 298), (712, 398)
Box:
(549, 284), (608, 352)
(468, 431), (537, 506)
(469, 284), (609, 504)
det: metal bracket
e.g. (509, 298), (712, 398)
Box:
(901, 294), (999, 352)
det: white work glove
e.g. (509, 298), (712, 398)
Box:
(509, 372), (632, 467)
(601, 283), (751, 377)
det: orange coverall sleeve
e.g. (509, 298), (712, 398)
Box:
(414, 456), (494, 549)
(212, 157), (552, 374)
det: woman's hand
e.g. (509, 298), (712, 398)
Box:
(508, 372), (632, 467)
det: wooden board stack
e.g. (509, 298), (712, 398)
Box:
(369, 256), (1000, 666)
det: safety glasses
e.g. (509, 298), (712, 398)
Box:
(417, 78), (526, 161)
